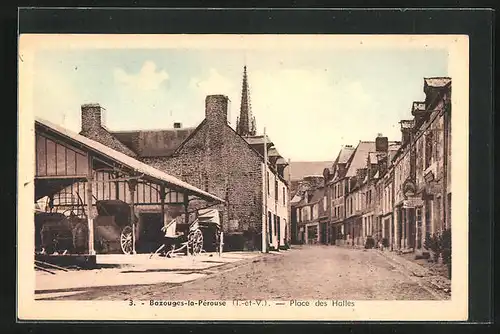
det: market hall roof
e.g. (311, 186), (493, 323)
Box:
(35, 117), (226, 204)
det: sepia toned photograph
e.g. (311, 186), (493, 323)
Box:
(18, 33), (469, 321)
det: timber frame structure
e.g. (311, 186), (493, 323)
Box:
(34, 118), (225, 256)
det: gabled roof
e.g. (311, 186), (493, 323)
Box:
(309, 187), (325, 203)
(337, 146), (356, 164)
(294, 187), (325, 208)
(345, 141), (376, 177)
(244, 135), (274, 147)
(288, 161), (332, 181)
(80, 127), (137, 158)
(112, 127), (197, 158)
(328, 145), (356, 182)
(267, 147), (280, 157)
(36, 117), (225, 204)
(290, 194), (303, 204)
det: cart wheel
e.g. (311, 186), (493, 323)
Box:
(120, 225), (133, 254)
(190, 229), (203, 255)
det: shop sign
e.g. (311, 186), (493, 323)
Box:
(403, 197), (424, 208)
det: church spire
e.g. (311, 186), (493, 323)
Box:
(236, 65), (256, 137)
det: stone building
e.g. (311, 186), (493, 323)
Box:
(375, 77), (452, 252)
(292, 186), (328, 244)
(291, 76), (451, 253)
(78, 68), (290, 251)
(324, 137), (400, 247)
(290, 175), (325, 244)
(324, 145), (355, 244)
(413, 77), (452, 250)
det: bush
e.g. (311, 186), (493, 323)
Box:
(423, 229), (452, 268)
(364, 236), (375, 249)
(441, 228), (451, 264)
(424, 233), (441, 262)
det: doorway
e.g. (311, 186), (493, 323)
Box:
(320, 222), (327, 244)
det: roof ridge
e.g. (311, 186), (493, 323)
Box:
(111, 126), (198, 133)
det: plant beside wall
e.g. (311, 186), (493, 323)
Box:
(424, 233), (441, 262)
(441, 228), (452, 279)
(423, 229), (452, 279)
(364, 236), (375, 249)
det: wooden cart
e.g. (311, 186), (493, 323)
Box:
(150, 209), (222, 258)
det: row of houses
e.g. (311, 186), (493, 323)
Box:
(39, 66), (290, 254)
(291, 77), (452, 253)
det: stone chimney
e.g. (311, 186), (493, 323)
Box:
(81, 103), (103, 133)
(205, 95), (229, 125)
(173, 122), (182, 129)
(400, 120), (414, 146)
(375, 134), (388, 152)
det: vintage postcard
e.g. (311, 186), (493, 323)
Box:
(18, 33), (469, 321)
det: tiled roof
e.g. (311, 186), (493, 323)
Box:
(275, 157), (288, 165)
(80, 127), (138, 158)
(267, 147), (281, 157)
(244, 135), (274, 146)
(345, 141), (376, 177)
(288, 161), (333, 181)
(310, 187), (325, 203)
(36, 117), (225, 204)
(338, 146), (356, 164)
(111, 127), (197, 158)
(290, 194), (303, 204)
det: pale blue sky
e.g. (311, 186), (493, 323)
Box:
(32, 45), (448, 161)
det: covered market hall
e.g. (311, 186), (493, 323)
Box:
(34, 117), (225, 266)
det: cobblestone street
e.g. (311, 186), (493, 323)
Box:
(47, 245), (448, 301)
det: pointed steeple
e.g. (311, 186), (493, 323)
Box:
(236, 65), (256, 136)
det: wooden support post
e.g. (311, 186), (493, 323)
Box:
(183, 193), (189, 225)
(160, 185), (166, 228)
(128, 179), (138, 254)
(86, 167), (95, 255)
(183, 193), (190, 256)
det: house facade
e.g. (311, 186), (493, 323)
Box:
(79, 95), (289, 252)
(293, 187), (327, 244)
(77, 68), (290, 252)
(290, 175), (325, 244)
(325, 146), (355, 245)
(413, 78), (452, 250)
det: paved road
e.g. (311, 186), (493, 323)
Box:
(57, 245), (441, 301)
